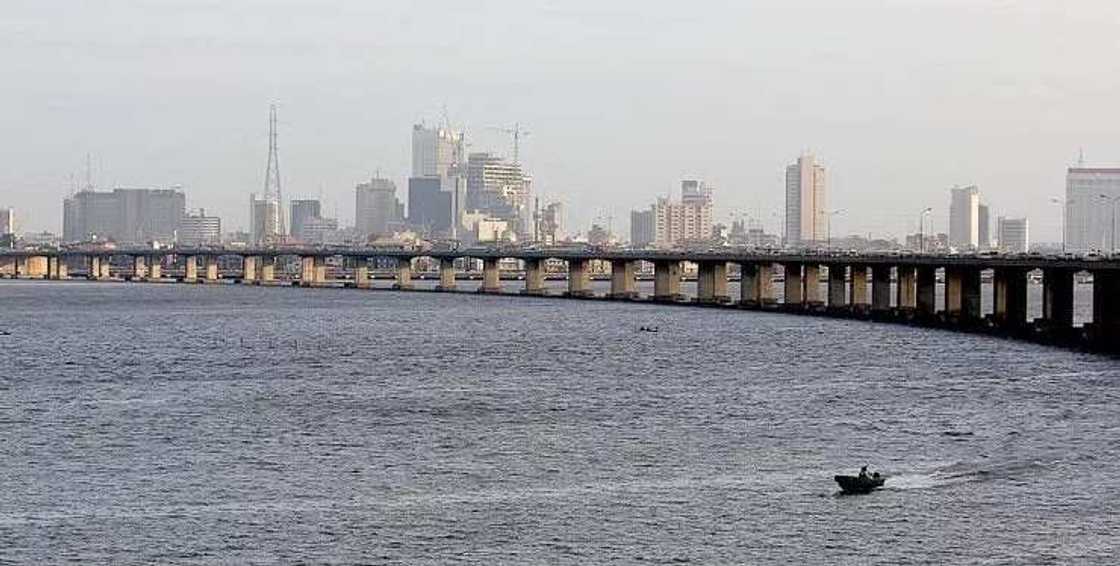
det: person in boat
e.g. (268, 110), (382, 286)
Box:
(858, 466), (869, 480)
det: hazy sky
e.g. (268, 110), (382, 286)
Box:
(3, 0), (1119, 241)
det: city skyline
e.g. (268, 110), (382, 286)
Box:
(5, 2), (1120, 240)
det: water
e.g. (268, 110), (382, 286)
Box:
(1, 281), (1118, 564)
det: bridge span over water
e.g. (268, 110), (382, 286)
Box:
(2, 246), (1118, 353)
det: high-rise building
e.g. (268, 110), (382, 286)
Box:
(784, 154), (827, 247)
(465, 152), (532, 237)
(636, 180), (716, 247)
(997, 217), (1029, 253)
(978, 203), (991, 250)
(289, 199), (322, 242)
(299, 216), (340, 244)
(949, 185), (980, 249)
(412, 124), (464, 183)
(355, 176), (402, 239)
(539, 202), (564, 244)
(0, 207), (13, 235)
(63, 188), (185, 243)
(249, 194), (280, 244)
(178, 209), (222, 246)
(630, 209), (655, 247)
(1067, 167), (1120, 252)
(408, 177), (452, 235)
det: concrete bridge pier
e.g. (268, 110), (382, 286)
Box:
(19, 256), (48, 279)
(48, 256), (67, 280)
(130, 255), (147, 281)
(523, 258), (546, 295)
(567, 258), (592, 297)
(183, 256), (198, 282)
(739, 263), (773, 306)
(827, 265), (847, 310)
(259, 256), (276, 284)
(783, 263), (803, 307)
(916, 266), (937, 317)
(99, 256), (112, 280)
(696, 261), (729, 304)
(204, 256), (220, 282)
(393, 257), (413, 290)
(609, 259), (637, 299)
(896, 266), (917, 312)
(480, 258), (502, 293)
(0, 256), (14, 277)
(354, 263), (370, 289)
(241, 256), (258, 284)
(945, 266), (982, 322)
(871, 266), (892, 313)
(88, 255), (111, 281)
(1041, 268), (1074, 329)
(992, 268), (1028, 328)
(147, 256), (162, 281)
(803, 264), (822, 307)
(1091, 271), (1120, 341)
(849, 266), (869, 312)
(653, 260), (682, 302)
(300, 256), (326, 287)
(436, 258), (456, 291)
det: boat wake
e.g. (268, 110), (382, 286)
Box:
(883, 459), (1047, 491)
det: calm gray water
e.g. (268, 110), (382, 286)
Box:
(1, 281), (1118, 564)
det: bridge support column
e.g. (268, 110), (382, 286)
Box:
(739, 263), (774, 306)
(827, 265), (847, 309)
(610, 259), (637, 299)
(1040, 268), (1074, 328)
(567, 258), (592, 297)
(13, 257), (27, 277)
(803, 264), (821, 307)
(184, 256), (198, 282)
(697, 261), (728, 303)
(354, 263), (370, 289)
(437, 258), (456, 291)
(523, 258), (546, 295)
(871, 266), (892, 313)
(945, 266), (981, 321)
(653, 260), (682, 301)
(147, 256), (162, 281)
(480, 258), (502, 293)
(917, 266), (936, 317)
(992, 268), (1028, 329)
(393, 257), (413, 290)
(783, 263), (803, 307)
(23, 256), (48, 278)
(1091, 271), (1120, 338)
(896, 266), (916, 310)
(130, 256), (147, 281)
(98, 256), (112, 280)
(259, 256), (276, 284)
(0, 256), (14, 277)
(204, 256), (220, 282)
(48, 256), (67, 280)
(241, 256), (257, 284)
(849, 266), (869, 311)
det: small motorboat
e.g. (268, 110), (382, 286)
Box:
(835, 473), (886, 494)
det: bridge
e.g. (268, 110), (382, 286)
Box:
(2, 245), (1118, 353)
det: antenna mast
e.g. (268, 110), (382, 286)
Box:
(263, 104), (286, 238)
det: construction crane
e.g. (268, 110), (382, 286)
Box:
(488, 122), (530, 164)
